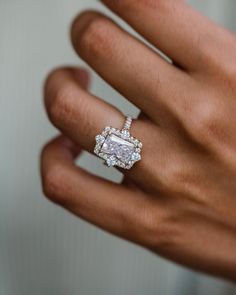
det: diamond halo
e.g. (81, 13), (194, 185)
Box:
(94, 116), (142, 169)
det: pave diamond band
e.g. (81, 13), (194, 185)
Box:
(123, 116), (132, 131)
(94, 116), (142, 169)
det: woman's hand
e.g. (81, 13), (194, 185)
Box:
(41, 1), (236, 281)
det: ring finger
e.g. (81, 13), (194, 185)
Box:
(44, 67), (172, 189)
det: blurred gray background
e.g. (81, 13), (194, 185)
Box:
(1, 0), (236, 294)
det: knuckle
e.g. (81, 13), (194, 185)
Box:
(187, 101), (224, 145)
(156, 154), (187, 194)
(164, 164), (185, 192)
(197, 32), (236, 78)
(77, 15), (114, 58)
(164, 163), (202, 200)
(44, 68), (67, 101)
(45, 68), (63, 88)
(141, 207), (180, 251)
(48, 85), (75, 127)
(42, 165), (68, 204)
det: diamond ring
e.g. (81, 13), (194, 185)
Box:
(94, 116), (142, 169)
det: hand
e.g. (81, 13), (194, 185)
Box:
(41, 1), (236, 281)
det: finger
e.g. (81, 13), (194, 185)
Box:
(41, 135), (158, 245)
(44, 67), (171, 190)
(101, 0), (234, 71)
(44, 67), (124, 153)
(71, 11), (192, 125)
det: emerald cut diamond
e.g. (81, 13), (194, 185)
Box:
(94, 121), (142, 169)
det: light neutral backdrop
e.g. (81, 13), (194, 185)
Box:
(1, 1), (236, 294)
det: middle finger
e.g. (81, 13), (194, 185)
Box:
(71, 11), (192, 126)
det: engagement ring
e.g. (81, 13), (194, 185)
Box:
(94, 116), (142, 169)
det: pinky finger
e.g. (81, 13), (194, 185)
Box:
(40, 135), (157, 244)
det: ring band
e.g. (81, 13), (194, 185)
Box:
(94, 116), (142, 169)
(123, 116), (132, 131)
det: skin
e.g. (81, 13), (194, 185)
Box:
(41, 0), (236, 281)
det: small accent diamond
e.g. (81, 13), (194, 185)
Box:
(121, 129), (130, 138)
(131, 152), (141, 161)
(106, 156), (116, 167)
(134, 139), (140, 145)
(95, 135), (105, 144)
(138, 142), (143, 148)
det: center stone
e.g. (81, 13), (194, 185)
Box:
(101, 134), (134, 163)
